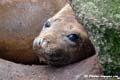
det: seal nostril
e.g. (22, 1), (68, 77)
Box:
(33, 37), (49, 49)
(38, 41), (41, 45)
(33, 38), (43, 49)
(37, 38), (44, 47)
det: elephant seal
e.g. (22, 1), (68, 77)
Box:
(0, 0), (66, 64)
(33, 4), (96, 66)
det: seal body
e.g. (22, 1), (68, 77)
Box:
(33, 4), (96, 66)
(0, 0), (66, 64)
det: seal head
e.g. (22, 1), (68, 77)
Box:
(33, 4), (95, 66)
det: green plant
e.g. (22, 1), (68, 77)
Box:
(70, 0), (120, 75)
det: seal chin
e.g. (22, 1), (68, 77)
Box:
(46, 52), (71, 66)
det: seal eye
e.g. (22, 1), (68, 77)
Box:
(67, 34), (80, 42)
(44, 20), (51, 28)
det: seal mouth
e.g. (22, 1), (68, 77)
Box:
(48, 53), (65, 62)
(46, 52), (71, 66)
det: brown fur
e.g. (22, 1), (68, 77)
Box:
(0, 0), (66, 64)
(33, 4), (95, 66)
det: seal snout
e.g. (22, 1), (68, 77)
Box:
(33, 36), (71, 65)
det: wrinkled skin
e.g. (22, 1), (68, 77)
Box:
(0, 0), (66, 64)
(33, 4), (96, 66)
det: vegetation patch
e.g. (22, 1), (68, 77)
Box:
(70, 0), (120, 75)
